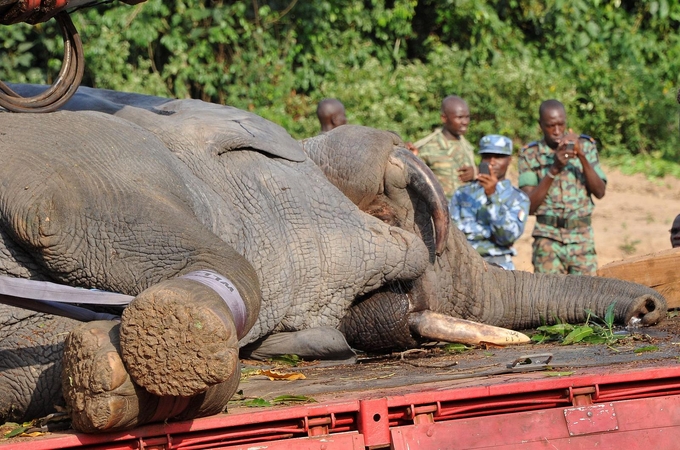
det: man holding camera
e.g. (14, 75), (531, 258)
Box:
(519, 99), (607, 275)
(451, 135), (530, 270)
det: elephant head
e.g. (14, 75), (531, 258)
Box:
(302, 125), (666, 351)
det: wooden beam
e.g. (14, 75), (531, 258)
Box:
(597, 248), (680, 309)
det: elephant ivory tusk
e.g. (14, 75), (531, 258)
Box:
(408, 310), (530, 346)
(391, 147), (450, 256)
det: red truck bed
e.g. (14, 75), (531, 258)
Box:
(4, 318), (680, 449)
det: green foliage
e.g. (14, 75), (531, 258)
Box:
(561, 325), (594, 345)
(271, 354), (302, 366)
(1, 0), (679, 171)
(4, 424), (30, 438)
(607, 154), (680, 179)
(583, 303), (619, 344)
(232, 394), (316, 408)
(242, 397), (272, 407)
(443, 342), (471, 353)
(543, 371), (575, 377)
(634, 345), (659, 354)
(532, 303), (624, 345)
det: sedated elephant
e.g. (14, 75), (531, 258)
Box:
(0, 86), (666, 433)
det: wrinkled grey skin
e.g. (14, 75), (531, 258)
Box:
(0, 86), (429, 423)
(303, 128), (665, 350)
(0, 86), (665, 426)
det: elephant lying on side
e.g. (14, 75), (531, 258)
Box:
(0, 86), (666, 433)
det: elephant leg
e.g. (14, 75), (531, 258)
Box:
(63, 320), (240, 433)
(63, 320), (156, 432)
(119, 275), (242, 397)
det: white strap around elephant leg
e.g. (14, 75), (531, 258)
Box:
(179, 270), (247, 336)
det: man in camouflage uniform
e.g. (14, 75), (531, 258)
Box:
(451, 135), (530, 270)
(414, 95), (476, 199)
(518, 99), (607, 275)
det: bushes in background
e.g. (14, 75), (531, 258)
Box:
(1, 0), (678, 169)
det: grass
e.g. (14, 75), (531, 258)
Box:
(604, 156), (680, 180)
(618, 236), (641, 255)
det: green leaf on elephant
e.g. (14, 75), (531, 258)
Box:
(634, 345), (659, 354)
(242, 398), (272, 407)
(443, 343), (471, 353)
(272, 395), (317, 404)
(561, 326), (594, 345)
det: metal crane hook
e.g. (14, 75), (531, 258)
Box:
(0, 11), (84, 113)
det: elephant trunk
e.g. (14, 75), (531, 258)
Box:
(389, 147), (450, 256)
(436, 228), (666, 332)
(460, 269), (666, 331)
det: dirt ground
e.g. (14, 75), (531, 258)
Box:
(507, 163), (680, 272)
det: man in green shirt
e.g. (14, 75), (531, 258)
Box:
(518, 99), (607, 275)
(413, 95), (476, 199)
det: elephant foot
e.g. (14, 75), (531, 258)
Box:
(63, 320), (241, 433)
(120, 277), (240, 397)
(408, 310), (530, 345)
(62, 320), (156, 432)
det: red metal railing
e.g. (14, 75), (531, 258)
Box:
(6, 365), (680, 449)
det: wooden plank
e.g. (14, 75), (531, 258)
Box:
(655, 281), (680, 310)
(597, 248), (680, 309)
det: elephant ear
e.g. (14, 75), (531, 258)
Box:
(146, 99), (306, 162)
(303, 125), (450, 256)
(302, 125), (400, 209)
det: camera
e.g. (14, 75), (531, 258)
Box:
(479, 161), (491, 175)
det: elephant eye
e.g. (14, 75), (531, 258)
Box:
(366, 203), (400, 227)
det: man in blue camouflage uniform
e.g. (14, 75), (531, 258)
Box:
(451, 135), (530, 270)
(518, 99), (607, 275)
(412, 95), (476, 199)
